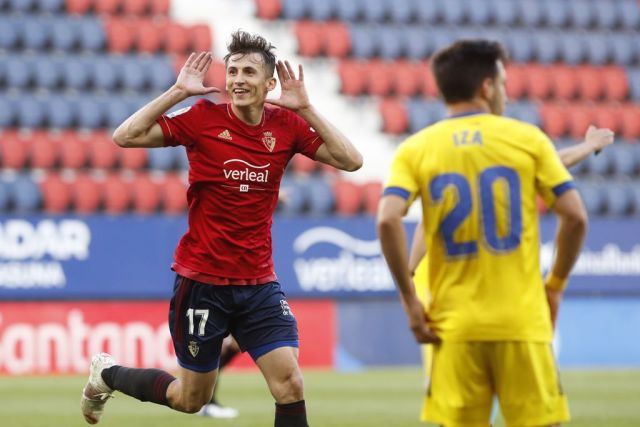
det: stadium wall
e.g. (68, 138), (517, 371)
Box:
(0, 216), (639, 374)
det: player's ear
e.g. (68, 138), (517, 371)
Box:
(266, 76), (277, 91)
(480, 77), (495, 100)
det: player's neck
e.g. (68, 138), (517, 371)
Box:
(446, 100), (490, 117)
(230, 103), (265, 126)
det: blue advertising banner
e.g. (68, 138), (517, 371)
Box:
(0, 215), (638, 299)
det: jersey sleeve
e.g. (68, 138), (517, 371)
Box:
(290, 112), (324, 159)
(156, 99), (209, 148)
(383, 139), (420, 203)
(533, 128), (575, 207)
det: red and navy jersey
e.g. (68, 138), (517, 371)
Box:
(156, 99), (323, 285)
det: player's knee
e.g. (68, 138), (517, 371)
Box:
(171, 389), (211, 413)
(275, 369), (304, 402)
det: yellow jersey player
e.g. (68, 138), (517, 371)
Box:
(408, 125), (614, 390)
(377, 40), (589, 427)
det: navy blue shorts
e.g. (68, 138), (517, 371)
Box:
(168, 274), (299, 373)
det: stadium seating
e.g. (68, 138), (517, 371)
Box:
(1, 0), (639, 217)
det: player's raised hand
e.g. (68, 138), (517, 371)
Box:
(174, 52), (220, 96)
(403, 294), (441, 344)
(266, 60), (311, 112)
(585, 125), (615, 153)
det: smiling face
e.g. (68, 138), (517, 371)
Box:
(225, 52), (276, 108)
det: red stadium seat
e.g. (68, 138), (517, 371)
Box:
(361, 181), (382, 216)
(94, 0), (121, 15)
(550, 65), (578, 100)
(135, 18), (163, 53)
(338, 60), (367, 96)
(60, 132), (89, 169)
(164, 22), (189, 54)
(149, 0), (169, 15)
(30, 130), (59, 169)
(104, 18), (135, 53)
(621, 104), (640, 139)
(366, 60), (393, 96)
(122, 0), (149, 16)
(391, 61), (421, 97)
(40, 173), (71, 213)
(131, 173), (161, 214)
(72, 172), (102, 214)
(294, 21), (323, 57)
(291, 154), (317, 175)
(525, 64), (552, 100)
(255, 0), (282, 19)
(324, 21), (350, 58)
(0, 130), (30, 169)
(66, 0), (93, 15)
(88, 131), (119, 169)
(576, 66), (604, 101)
(418, 61), (438, 98)
(333, 179), (362, 215)
(540, 102), (569, 138)
(567, 103), (596, 139)
(190, 24), (213, 52)
(120, 147), (148, 170)
(602, 66), (629, 101)
(379, 98), (408, 135)
(505, 64), (526, 99)
(594, 103), (623, 134)
(161, 173), (187, 214)
(103, 173), (132, 214)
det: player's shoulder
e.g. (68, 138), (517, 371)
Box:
(264, 104), (297, 123)
(492, 114), (545, 138)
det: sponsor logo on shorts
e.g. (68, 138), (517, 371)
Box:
(280, 300), (293, 317)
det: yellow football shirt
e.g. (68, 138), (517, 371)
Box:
(385, 113), (574, 342)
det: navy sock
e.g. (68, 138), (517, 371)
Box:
(275, 400), (308, 427)
(101, 366), (175, 407)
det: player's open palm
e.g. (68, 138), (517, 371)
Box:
(267, 60), (311, 112)
(175, 52), (220, 96)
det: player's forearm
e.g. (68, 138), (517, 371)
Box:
(377, 217), (415, 300)
(113, 86), (189, 147)
(408, 221), (426, 275)
(550, 213), (588, 280)
(557, 141), (598, 168)
(297, 105), (363, 171)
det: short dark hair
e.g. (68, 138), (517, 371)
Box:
(223, 30), (276, 77)
(430, 40), (508, 104)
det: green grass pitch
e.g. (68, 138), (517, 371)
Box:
(1, 368), (639, 426)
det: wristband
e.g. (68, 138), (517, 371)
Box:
(545, 273), (568, 291)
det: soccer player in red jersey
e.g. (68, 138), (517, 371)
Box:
(80, 31), (362, 427)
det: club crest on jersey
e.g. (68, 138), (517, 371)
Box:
(188, 340), (200, 357)
(262, 131), (276, 152)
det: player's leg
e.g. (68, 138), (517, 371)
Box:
(81, 275), (229, 423)
(198, 335), (241, 418)
(232, 281), (307, 427)
(492, 342), (569, 427)
(256, 346), (304, 402)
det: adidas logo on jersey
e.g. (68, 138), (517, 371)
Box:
(218, 130), (232, 140)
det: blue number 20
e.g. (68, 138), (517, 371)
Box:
(429, 166), (522, 257)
